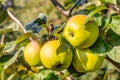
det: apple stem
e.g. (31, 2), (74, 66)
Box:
(6, 9), (33, 41)
(50, 0), (81, 18)
(105, 55), (120, 70)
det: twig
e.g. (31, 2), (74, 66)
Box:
(51, 0), (81, 18)
(105, 55), (120, 70)
(1, 35), (5, 45)
(6, 9), (33, 41)
(69, 0), (81, 13)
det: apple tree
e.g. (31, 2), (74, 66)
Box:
(0, 0), (120, 80)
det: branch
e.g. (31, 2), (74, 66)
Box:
(69, 0), (81, 13)
(51, 0), (81, 18)
(6, 9), (33, 41)
(6, 9), (27, 33)
(105, 55), (120, 70)
(1, 35), (5, 45)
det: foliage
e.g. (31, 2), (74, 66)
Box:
(0, 0), (120, 80)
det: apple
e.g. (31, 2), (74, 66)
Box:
(72, 48), (104, 72)
(63, 14), (99, 48)
(24, 40), (42, 66)
(40, 40), (73, 71)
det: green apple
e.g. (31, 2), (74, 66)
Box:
(72, 48), (104, 72)
(63, 14), (99, 48)
(40, 40), (73, 71)
(24, 40), (42, 66)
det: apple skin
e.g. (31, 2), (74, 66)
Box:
(72, 48), (104, 72)
(40, 40), (73, 71)
(24, 40), (42, 66)
(63, 15), (99, 48)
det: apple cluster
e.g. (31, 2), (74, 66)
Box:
(23, 14), (104, 76)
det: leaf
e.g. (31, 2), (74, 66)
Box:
(100, 0), (116, 4)
(0, 54), (13, 63)
(3, 41), (16, 53)
(89, 36), (109, 55)
(107, 46), (120, 63)
(25, 13), (47, 33)
(0, 45), (4, 54)
(15, 32), (39, 45)
(7, 22), (21, 31)
(0, 28), (13, 34)
(83, 5), (107, 25)
(76, 9), (90, 15)
(0, 10), (8, 24)
(103, 71), (109, 80)
(3, 48), (22, 69)
(38, 70), (60, 80)
(7, 72), (17, 80)
(53, 23), (66, 37)
(57, 34), (72, 55)
(24, 70), (60, 80)
(109, 15), (120, 35)
(106, 29), (120, 63)
(0, 64), (4, 80)
(93, 14), (103, 26)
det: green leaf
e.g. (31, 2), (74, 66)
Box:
(57, 34), (72, 55)
(0, 10), (8, 24)
(25, 70), (60, 80)
(3, 41), (16, 53)
(15, 32), (39, 45)
(0, 64), (4, 80)
(3, 48), (22, 69)
(83, 5), (107, 25)
(106, 29), (120, 63)
(76, 9), (90, 15)
(7, 72), (17, 80)
(53, 23), (66, 37)
(100, 0), (116, 4)
(25, 13), (47, 33)
(90, 36), (108, 55)
(0, 54), (13, 63)
(103, 71), (109, 80)
(0, 45), (4, 54)
(39, 70), (59, 80)
(109, 15), (120, 35)
(0, 28), (13, 34)
(107, 46), (120, 63)
(93, 14), (103, 26)
(7, 22), (21, 31)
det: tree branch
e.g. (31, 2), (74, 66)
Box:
(105, 55), (120, 70)
(1, 35), (5, 45)
(51, 0), (81, 18)
(69, 0), (81, 13)
(6, 9), (33, 41)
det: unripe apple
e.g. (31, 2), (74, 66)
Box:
(40, 40), (73, 71)
(72, 48), (104, 72)
(24, 40), (42, 66)
(63, 14), (99, 48)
